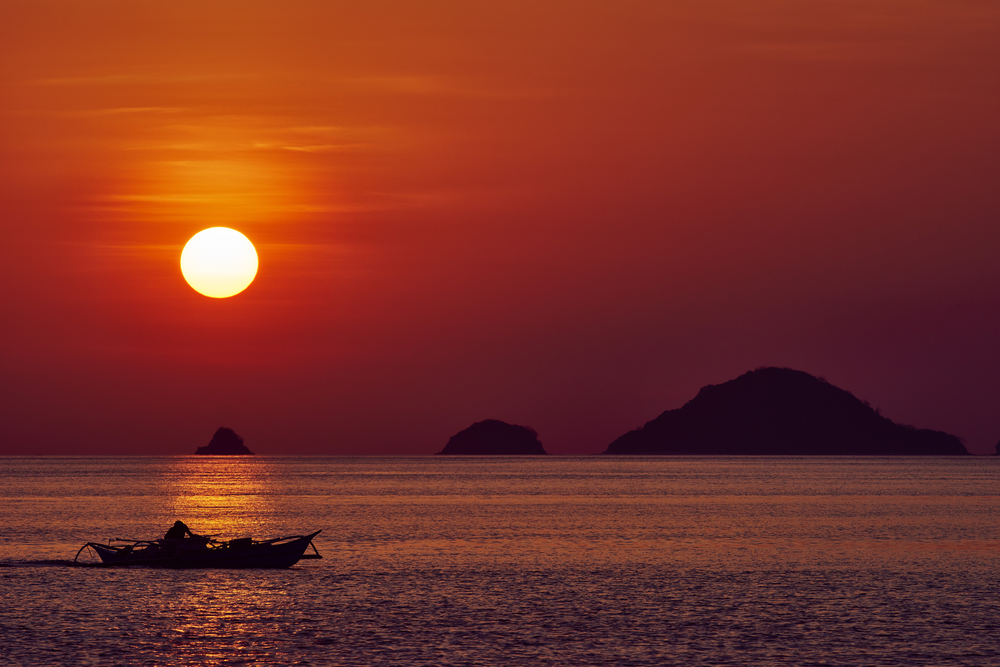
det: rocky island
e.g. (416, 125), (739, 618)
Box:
(604, 367), (968, 455)
(195, 427), (255, 455)
(437, 419), (547, 455)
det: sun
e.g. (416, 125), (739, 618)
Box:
(180, 227), (259, 298)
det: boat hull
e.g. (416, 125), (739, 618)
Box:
(87, 532), (321, 569)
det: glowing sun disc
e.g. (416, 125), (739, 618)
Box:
(180, 227), (258, 298)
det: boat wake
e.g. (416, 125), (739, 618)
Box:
(0, 559), (78, 568)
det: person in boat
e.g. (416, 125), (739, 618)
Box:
(164, 520), (200, 540)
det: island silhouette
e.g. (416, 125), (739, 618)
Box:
(437, 419), (547, 455)
(195, 427), (254, 455)
(603, 367), (968, 455)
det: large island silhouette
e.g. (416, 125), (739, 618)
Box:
(195, 427), (254, 455)
(604, 367), (968, 455)
(437, 419), (547, 455)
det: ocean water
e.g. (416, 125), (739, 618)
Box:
(2, 456), (999, 666)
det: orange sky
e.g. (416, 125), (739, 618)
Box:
(2, 1), (1000, 454)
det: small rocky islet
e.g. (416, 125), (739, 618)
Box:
(437, 419), (547, 455)
(194, 427), (254, 455)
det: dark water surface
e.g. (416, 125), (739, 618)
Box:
(2, 456), (999, 665)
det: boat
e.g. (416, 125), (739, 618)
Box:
(74, 530), (322, 568)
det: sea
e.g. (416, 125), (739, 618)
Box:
(1, 456), (999, 666)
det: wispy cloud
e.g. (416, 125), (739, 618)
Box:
(338, 74), (567, 99)
(29, 73), (254, 86)
(277, 144), (372, 153)
(741, 40), (888, 62)
(59, 107), (187, 117)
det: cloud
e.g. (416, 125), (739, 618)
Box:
(29, 73), (252, 86)
(739, 39), (915, 63)
(61, 107), (187, 117)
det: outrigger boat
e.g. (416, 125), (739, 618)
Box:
(74, 530), (322, 568)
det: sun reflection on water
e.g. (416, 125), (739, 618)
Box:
(161, 458), (281, 540)
(123, 570), (305, 666)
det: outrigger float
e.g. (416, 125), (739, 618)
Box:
(74, 530), (322, 568)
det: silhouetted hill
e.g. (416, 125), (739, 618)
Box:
(195, 427), (254, 455)
(437, 419), (547, 455)
(604, 368), (968, 455)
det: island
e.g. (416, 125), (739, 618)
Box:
(195, 427), (255, 455)
(437, 419), (547, 455)
(603, 367), (968, 455)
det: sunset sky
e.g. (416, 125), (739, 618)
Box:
(2, 1), (999, 455)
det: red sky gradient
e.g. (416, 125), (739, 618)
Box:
(2, 1), (1000, 455)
